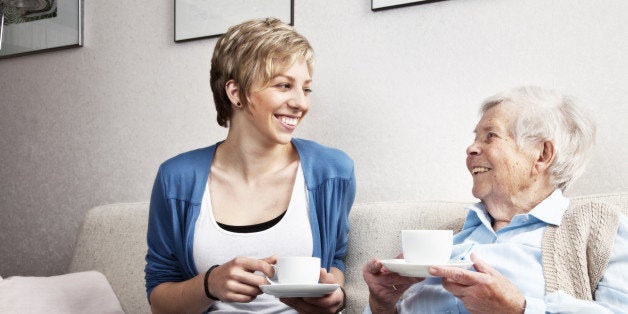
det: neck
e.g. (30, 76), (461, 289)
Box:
(484, 184), (555, 231)
(215, 135), (296, 181)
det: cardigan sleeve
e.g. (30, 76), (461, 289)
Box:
(331, 168), (356, 272)
(301, 140), (357, 274)
(144, 166), (185, 300)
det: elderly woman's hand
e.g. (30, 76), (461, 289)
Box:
(363, 256), (424, 313)
(429, 253), (526, 314)
(279, 268), (345, 314)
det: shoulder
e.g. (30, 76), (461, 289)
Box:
(155, 144), (217, 202)
(292, 138), (355, 188)
(558, 200), (622, 244)
(159, 144), (217, 176)
(564, 200), (621, 221)
(155, 145), (217, 203)
(292, 138), (353, 169)
(293, 138), (354, 173)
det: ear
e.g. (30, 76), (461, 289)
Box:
(224, 80), (240, 106)
(534, 140), (555, 174)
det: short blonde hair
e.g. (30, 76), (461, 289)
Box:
(480, 86), (596, 191)
(210, 18), (314, 127)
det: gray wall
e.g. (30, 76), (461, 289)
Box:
(1, 0), (627, 277)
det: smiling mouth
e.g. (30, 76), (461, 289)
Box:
(471, 167), (491, 175)
(276, 115), (299, 126)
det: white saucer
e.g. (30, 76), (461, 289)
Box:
(381, 259), (474, 277)
(260, 283), (339, 298)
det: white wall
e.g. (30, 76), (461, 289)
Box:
(0, 0), (626, 277)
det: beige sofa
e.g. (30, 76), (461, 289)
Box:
(68, 192), (628, 314)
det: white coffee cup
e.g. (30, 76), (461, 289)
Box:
(401, 230), (453, 265)
(267, 256), (320, 285)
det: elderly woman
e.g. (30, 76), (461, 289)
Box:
(363, 86), (627, 313)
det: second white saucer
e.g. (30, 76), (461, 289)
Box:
(381, 259), (473, 277)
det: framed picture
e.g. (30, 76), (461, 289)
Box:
(175, 0), (294, 43)
(0, 0), (83, 59)
(372, 0), (446, 11)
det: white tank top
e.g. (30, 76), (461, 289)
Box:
(193, 164), (313, 313)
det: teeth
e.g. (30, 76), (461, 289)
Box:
(281, 116), (298, 126)
(472, 167), (491, 174)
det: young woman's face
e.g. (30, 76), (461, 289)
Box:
(243, 57), (312, 146)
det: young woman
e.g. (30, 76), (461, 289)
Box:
(145, 18), (355, 313)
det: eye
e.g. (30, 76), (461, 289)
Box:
(489, 131), (505, 142)
(483, 132), (498, 143)
(275, 83), (291, 90)
(304, 87), (312, 95)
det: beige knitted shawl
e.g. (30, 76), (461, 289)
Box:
(444, 201), (621, 300)
(542, 201), (620, 299)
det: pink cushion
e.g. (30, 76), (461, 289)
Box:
(0, 271), (123, 313)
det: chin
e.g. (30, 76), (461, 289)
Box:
(471, 187), (486, 200)
(275, 135), (294, 145)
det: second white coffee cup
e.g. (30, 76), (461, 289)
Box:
(268, 256), (320, 285)
(401, 229), (453, 265)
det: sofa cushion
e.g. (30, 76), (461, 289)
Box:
(0, 271), (123, 314)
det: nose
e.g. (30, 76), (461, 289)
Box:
(288, 88), (309, 111)
(466, 141), (480, 156)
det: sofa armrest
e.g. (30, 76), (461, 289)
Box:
(69, 202), (150, 314)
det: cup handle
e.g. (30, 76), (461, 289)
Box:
(266, 264), (279, 285)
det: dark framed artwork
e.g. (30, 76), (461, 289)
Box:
(0, 0), (83, 59)
(372, 0), (447, 11)
(174, 0), (294, 42)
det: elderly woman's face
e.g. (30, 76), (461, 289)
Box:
(466, 104), (538, 202)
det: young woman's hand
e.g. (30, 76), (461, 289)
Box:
(279, 268), (346, 314)
(206, 255), (277, 302)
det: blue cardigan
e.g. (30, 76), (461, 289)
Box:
(144, 138), (356, 298)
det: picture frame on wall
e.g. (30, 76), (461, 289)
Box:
(372, 0), (445, 11)
(0, 0), (84, 59)
(174, 0), (294, 43)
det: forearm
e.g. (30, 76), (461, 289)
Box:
(150, 273), (214, 314)
(368, 295), (398, 314)
(330, 267), (345, 286)
(330, 267), (347, 311)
